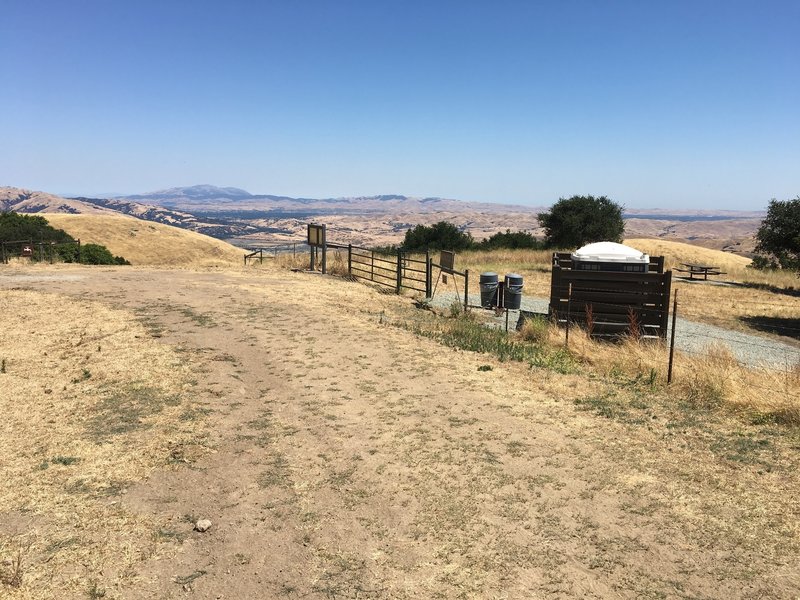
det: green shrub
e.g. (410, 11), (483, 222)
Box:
(0, 212), (129, 265)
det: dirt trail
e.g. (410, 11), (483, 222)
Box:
(2, 265), (798, 599)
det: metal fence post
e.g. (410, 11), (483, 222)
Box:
(348, 244), (352, 275)
(464, 269), (469, 312)
(565, 283), (573, 347)
(668, 289), (679, 384)
(396, 250), (402, 294)
(321, 224), (327, 275)
(425, 250), (431, 297)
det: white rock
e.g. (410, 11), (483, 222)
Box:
(194, 519), (212, 532)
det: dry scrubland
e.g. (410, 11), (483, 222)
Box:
(0, 289), (210, 598)
(1, 223), (799, 598)
(43, 214), (244, 267)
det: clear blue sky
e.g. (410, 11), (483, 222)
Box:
(2, 0), (797, 209)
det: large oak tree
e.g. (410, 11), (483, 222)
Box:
(754, 197), (800, 271)
(538, 195), (625, 249)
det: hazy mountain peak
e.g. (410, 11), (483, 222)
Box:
(121, 185), (253, 202)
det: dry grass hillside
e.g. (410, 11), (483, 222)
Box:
(44, 214), (245, 267)
(0, 187), (115, 215)
(625, 238), (753, 271)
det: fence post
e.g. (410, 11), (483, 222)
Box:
(371, 251), (374, 281)
(425, 251), (431, 297)
(77, 239), (81, 264)
(310, 245), (314, 271)
(464, 269), (469, 312)
(321, 224), (327, 275)
(565, 283), (573, 348)
(396, 250), (402, 294)
(668, 289), (679, 384)
(1, 242), (5, 264)
(348, 244), (352, 275)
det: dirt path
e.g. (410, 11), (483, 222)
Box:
(2, 266), (799, 599)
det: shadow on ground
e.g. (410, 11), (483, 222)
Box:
(740, 315), (800, 341)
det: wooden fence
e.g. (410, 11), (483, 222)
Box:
(549, 255), (672, 339)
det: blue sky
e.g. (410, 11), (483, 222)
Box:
(1, 1), (797, 209)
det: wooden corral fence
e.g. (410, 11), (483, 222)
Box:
(550, 253), (672, 339)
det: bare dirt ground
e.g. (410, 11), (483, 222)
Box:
(1, 264), (799, 599)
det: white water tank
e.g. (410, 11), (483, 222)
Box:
(571, 242), (650, 273)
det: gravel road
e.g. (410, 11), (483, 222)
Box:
(431, 292), (799, 370)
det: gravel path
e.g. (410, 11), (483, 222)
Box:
(431, 292), (800, 370)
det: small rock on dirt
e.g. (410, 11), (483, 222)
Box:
(194, 519), (212, 532)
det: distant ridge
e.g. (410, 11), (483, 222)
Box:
(0, 186), (116, 215)
(122, 184), (253, 202)
(114, 185), (528, 213)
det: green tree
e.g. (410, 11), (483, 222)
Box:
(477, 229), (543, 250)
(537, 195), (625, 249)
(79, 243), (131, 265)
(0, 212), (129, 265)
(0, 212), (74, 244)
(754, 197), (800, 271)
(402, 221), (474, 252)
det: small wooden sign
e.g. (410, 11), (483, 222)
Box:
(307, 224), (326, 247)
(21, 245), (33, 257)
(439, 250), (455, 273)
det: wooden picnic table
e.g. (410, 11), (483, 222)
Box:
(675, 263), (726, 280)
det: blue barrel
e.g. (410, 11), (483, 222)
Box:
(504, 273), (524, 309)
(479, 272), (499, 308)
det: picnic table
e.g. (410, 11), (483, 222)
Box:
(675, 263), (726, 280)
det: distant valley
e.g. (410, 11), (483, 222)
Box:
(2, 184), (764, 256)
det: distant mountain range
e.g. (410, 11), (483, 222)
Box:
(113, 185), (531, 214)
(1, 184), (765, 254)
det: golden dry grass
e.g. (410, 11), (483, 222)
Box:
(625, 237), (753, 272)
(44, 214), (245, 267)
(560, 325), (800, 424)
(0, 290), (209, 598)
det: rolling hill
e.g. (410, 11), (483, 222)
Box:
(1, 187), (116, 215)
(43, 214), (245, 267)
(625, 237), (753, 271)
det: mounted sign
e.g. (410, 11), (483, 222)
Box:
(439, 250), (455, 274)
(21, 245), (33, 257)
(307, 224), (326, 247)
